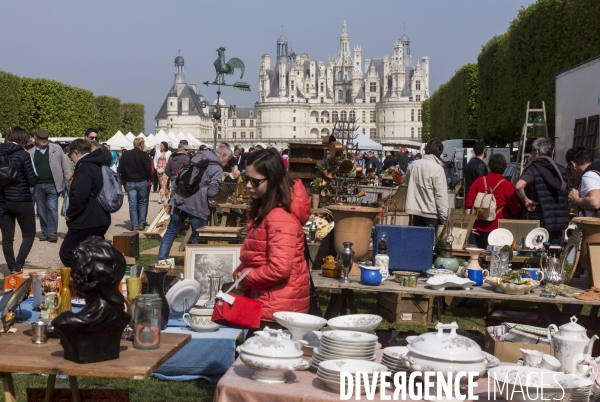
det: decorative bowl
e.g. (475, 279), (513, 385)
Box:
(273, 312), (327, 340)
(485, 277), (540, 295)
(487, 365), (591, 401)
(326, 314), (382, 332)
(426, 274), (475, 290)
(237, 328), (308, 383)
(182, 308), (219, 332)
(426, 268), (456, 277)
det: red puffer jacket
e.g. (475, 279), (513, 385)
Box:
(234, 180), (311, 322)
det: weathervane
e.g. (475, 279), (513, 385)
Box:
(203, 46), (250, 148)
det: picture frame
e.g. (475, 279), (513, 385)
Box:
(498, 219), (540, 245)
(184, 244), (241, 299)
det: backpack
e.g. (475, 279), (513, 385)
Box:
(0, 149), (19, 190)
(472, 176), (506, 221)
(95, 165), (124, 213)
(176, 157), (219, 194)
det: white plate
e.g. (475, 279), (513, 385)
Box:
(327, 314), (382, 332)
(319, 359), (388, 374)
(488, 228), (514, 247)
(320, 338), (377, 350)
(426, 275), (475, 291)
(322, 330), (378, 343)
(525, 228), (549, 249)
(382, 346), (409, 360)
(166, 279), (201, 316)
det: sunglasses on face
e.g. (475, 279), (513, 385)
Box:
(245, 176), (267, 187)
(88, 136), (97, 140)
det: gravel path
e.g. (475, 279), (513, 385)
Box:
(0, 191), (164, 274)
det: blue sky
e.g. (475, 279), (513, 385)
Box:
(1, 0), (535, 133)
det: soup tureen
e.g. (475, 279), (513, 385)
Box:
(237, 328), (308, 383)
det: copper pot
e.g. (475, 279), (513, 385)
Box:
(339, 159), (354, 173)
(329, 141), (343, 157)
(356, 166), (363, 179)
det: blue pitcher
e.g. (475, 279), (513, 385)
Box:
(360, 264), (382, 286)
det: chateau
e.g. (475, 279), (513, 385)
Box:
(154, 21), (428, 148)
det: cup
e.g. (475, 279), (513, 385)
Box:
(31, 321), (48, 344)
(126, 277), (141, 302)
(520, 348), (543, 367)
(522, 268), (545, 282)
(540, 354), (561, 371)
(182, 308), (219, 332)
(465, 268), (489, 286)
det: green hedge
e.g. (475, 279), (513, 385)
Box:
(0, 71), (20, 135)
(421, 98), (431, 142)
(425, 64), (478, 141)
(121, 102), (145, 135)
(428, 0), (600, 145)
(0, 70), (146, 137)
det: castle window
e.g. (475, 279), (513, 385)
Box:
(338, 90), (343, 102)
(411, 127), (414, 138)
(418, 109), (422, 122)
(291, 96), (294, 102)
(293, 117), (296, 122)
(320, 83), (324, 92)
(232, 132), (237, 139)
(340, 111), (347, 121)
(306, 84), (309, 93)
(416, 81), (421, 90)
(241, 120), (246, 127)
(258, 111), (261, 119)
(332, 111), (338, 122)
(293, 109), (296, 113)
(250, 132), (254, 139)
(370, 111), (376, 123)
(349, 111), (356, 121)
(170, 102), (173, 106)
(218, 134), (222, 139)
(362, 111), (366, 123)
(418, 127), (422, 136)
(411, 110), (414, 122)
(170, 118), (173, 121)
(232, 120), (237, 127)
(346, 90), (352, 103)
(320, 97), (324, 103)
(370, 97), (376, 104)
(291, 81), (295, 90)
(369, 82), (376, 92)
(241, 132), (246, 139)
(250, 120), (254, 127)
(293, 126), (296, 131)
(370, 128), (376, 137)
(416, 95), (421, 102)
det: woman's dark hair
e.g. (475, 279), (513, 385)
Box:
(424, 138), (443, 158)
(160, 141), (169, 151)
(6, 127), (30, 147)
(245, 148), (295, 225)
(68, 138), (91, 155)
(488, 153), (507, 174)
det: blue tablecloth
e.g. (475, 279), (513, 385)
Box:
(16, 298), (242, 382)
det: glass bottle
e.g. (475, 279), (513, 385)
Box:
(144, 267), (169, 330)
(374, 232), (390, 280)
(133, 294), (162, 350)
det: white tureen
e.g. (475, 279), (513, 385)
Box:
(237, 327), (308, 383)
(401, 322), (487, 380)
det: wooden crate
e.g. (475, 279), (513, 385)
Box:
(377, 292), (434, 326)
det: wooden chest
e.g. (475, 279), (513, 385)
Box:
(113, 232), (139, 258)
(377, 292), (434, 326)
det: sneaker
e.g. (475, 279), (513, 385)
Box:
(48, 236), (58, 243)
(137, 225), (146, 231)
(39, 235), (48, 241)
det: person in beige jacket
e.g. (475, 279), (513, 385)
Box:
(405, 138), (448, 234)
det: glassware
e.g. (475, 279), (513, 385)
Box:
(144, 267), (169, 330)
(489, 246), (506, 277)
(339, 242), (354, 283)
(133, 294), (162, 350)
(204, 275), (222, 308)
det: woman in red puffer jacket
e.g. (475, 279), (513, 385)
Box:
(233, 148), (311, 328)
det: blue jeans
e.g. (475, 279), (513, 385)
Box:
(33, 183), (60, 236)
(125, 181), (148, 228)
(158, 207), (206, 260)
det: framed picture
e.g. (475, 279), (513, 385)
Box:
(451, 227), (469, 250)
(184, 244), (241, 299)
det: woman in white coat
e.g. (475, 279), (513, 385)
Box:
(153, 141), (171, 203)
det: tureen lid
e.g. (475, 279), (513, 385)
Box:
(557, 316), (587, 334)
(406, 322), (485, 362)
(239, 328), (303, 358)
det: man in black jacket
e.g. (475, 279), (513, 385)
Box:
(464, 140), (488, 197)
(85, 128), (111, 167)
(119, 138), (152, 230)
(59, 139), (111, 269)
(382, 151), (397, 170)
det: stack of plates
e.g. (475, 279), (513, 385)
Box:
(570, 383), (593, 402)
(310, 331), (379, 370)
(381, 347), (410, 376)
(317, 359), (388, 393)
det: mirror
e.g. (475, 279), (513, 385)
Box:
(561, 227), (582, 284)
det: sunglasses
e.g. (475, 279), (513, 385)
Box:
(245, 176), (267, 187)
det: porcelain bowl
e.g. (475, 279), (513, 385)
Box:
(487, 366), (591, 401)
(238, 349), (305, 383)
(182, 308), (219, 332)
(401, 351), (487, 381)
(326, 314), (382, 332)
(485, 278), (540, 295)
(273, 312), (327, 340)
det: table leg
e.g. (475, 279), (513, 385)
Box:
(69, 376), (81, 402)
(1, 372), (16, 402)
(345, 290), (358, 315)
(325, 293), (343, 319)
(44, 374), (56, 402)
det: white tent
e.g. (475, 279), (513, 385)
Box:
(185, 133), (203, 147)
(153, 130), (174, 149)
(352, 130), (382, 151)
(166, 131), (179, 145)
(137, 132), (147, 139)
(125, 132), (136, 143)
(106, 131), (133, 150)
(176, 132), (187, 141)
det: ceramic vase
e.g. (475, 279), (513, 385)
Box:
(465, 248), (484, 270)
(327, 205), (380, 261)
(144, 267), (170, 330)
(571, 217), (600, 287)
(58, 267), (72, 314)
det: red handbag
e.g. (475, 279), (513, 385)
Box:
(211, 269), (262, 329)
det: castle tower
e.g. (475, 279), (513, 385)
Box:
(174, 54), (186, 95)
(340, 20), (350, 56)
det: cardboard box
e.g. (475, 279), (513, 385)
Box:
(377, 292), (434, 326)
(484, 328), (552, 363)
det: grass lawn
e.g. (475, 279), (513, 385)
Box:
(8, 231), (595, 401)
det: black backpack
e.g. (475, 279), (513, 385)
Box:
(0, 149), (19, 190)
(175, 158), (220, 194)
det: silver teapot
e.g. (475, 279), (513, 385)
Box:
(543, 253), (563, 285)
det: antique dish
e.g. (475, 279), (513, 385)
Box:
(525, 228), (549, 249)
(326, 314), (382, 332)
(166, 279), (201, 317)
(426, 268), (455, 277)
(426, 274), (475, 291)
(237, 328), (308, 383)
(273, 312), (327, 340)
(487, 365), (592, 401)
(488, 228), (514, 247)
(485, 277), (540, 295)
(401, 322), (487, 381)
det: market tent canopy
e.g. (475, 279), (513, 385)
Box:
(352, 130), (382, 151)
(166, 131), (180, 145)
(125, 132), (137, 143)
(153, 130), (174, 148)
(381, 139), (421, 149)
(106, 131), (133, 150)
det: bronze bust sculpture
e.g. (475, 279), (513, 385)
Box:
(52, 237), (131, 364)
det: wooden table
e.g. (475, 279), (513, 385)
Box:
(312, 271), (598, 320)
(0, 324), (190, 402)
